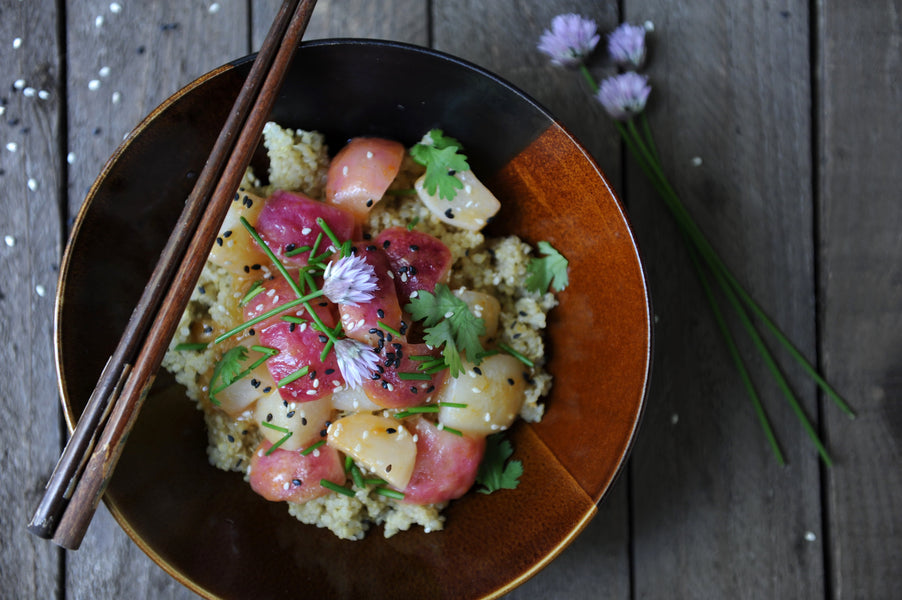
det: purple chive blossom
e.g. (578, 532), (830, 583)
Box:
(596, 72), (652, 120)
(537, 13), (600, 67)
(334, 338), (380, 390)
(321, 254), (378, 306)
(608, 23), (647, 69)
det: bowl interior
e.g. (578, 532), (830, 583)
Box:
(56, 40), (651, 599)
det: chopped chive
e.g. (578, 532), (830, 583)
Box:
(301, 439), (327, 456)
(344, 454), (354, 472)
(285, 245), (311, 257)
(394, 406), (440, 419)
(378, 321), (403, 338)
(410, 355), (435, 362)
(440, 425), (463, 436)
(398, 372), (432, 381)
(499, 343), (535, 368)
(406, 215), (420, 231)
(310, 231), (323, 257)
(320, 479), (355, 497)
(278, 365), (310, 387)
(319, 337), (334, 362)
(173, 342), (208, 351)
(349, 463), (365, 489)
(364, 478), (387, 486)
(281, 315), (307, 325)
(375, 487), (405, 500)
(438, 402), (467, 408)
(239, 216), (303, 298)
(239, 280), (265, 306)
(250, 345), (278, 356)
(261, 422), (292, 454)
(214, 295), (311, 344)
(315, 217), (343, 254)
(385, 188), (416, 196)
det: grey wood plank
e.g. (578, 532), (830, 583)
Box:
(819, 1), (902, 598)
(63, 2), (249, 598)
(433, 2), (630, 599)
(251, 0), (428, 47)
(0, 1), (65, 597)
(623, 1), (824, 597)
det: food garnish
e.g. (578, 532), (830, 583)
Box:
(410, 129), (470, 200)
(525, 241), (569, 293)
(475, 433), (523, 494)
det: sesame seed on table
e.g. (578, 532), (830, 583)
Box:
(1, 1), (899, 599)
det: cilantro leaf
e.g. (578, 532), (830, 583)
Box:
(405, 284), (486, 377)
(410, 129), (470, 201)
(209, 345), (249, 404)
(525, 241), (569, 293)
(476, 434), (523, 494)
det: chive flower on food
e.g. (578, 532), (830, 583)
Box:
(596, 72), (652, 121)
(321, 254), (378, 306)
(334, 338), (380, 390)
(608, 22), (648, 69)
(537, 13), (600, 67)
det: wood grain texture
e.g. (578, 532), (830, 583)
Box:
(624, 1), (824, 597)
(818, 1), (902, 598)
(63, 1), (248, 597)
(432, 3), (630, 598)
(0, 2), (64, 597)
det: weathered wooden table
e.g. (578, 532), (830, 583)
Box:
(2, 1), (899, 598)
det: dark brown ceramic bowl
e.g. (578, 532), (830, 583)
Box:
(56, 40), (651, 599)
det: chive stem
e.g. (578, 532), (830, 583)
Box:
(301, 439), (327, 456)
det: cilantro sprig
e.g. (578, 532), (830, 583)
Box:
(476, 433), (523, 494)
(525, 241), (569, 293)
(404, 284), (486, 378)
(410, 129), (470, 201)
(209, 344), (278, 404)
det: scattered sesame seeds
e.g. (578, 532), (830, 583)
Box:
(111, 91), (121, 104)
(6, 142), (17, 153)
(110, 2), (122, 13)
(13, 79), (25, 90)
(804, 531), (817, 542)
(38, 90), (50, 100)
(88, 79), (101, 91)
(95, 15), (104, 28)
(27, 178), (37, 191)
(13, 38), (22, 49)
(35, 284), (46, 297)
(4, 235), (15, 247)
(209, 3), (221, 13)
(99, 66), (111, 78)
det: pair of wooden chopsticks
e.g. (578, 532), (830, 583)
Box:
(27, 0), (318, 550)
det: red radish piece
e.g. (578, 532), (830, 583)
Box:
(249, 440), (345, 503)
(242, 275), (339, 333)
(325, 137), (405, 223)
(338, 244), (403, 346)
(374, 227), (452, 300)
(258, 321), (345, 402)
(362, 342), (443, 409)
(255, 190), (358, 267)
(401, 417), (486, 504)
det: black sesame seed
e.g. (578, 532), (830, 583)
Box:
(233, 192), (240, 201)
(301, 417), (308, 425)
(366, 198), (374, 207)
(251, 264), (261, 270)
(399, 321), (408, 334)
(248, 328), (255, 336)
(263, 387), (272, 393)
(325, 368), (335, 375)
(285, 243), (296, 252)
(444, 208), (454, 219)
(408, 266), (417, 276)
(519, 310), (528, 316)
(287, 411), (296, 418)
(137, 45), (146, 54)
(410, 386), (418, 393)
(473, 367), (482, 375)
(227, 435), (235, 443)
(370, 372), (381, 380)
(363, 232), (372, 240)
(198, 285), (206, 294)
(426, 385), (435, 393)
(318, 334), (328, 343)
(266, 413), (273, 422)
(386, 464), (393, 473)
(251, 378), (260, 388)
(93, 127), (102, 135)
(216, 237), (223, 246)
(243, 265), (250, 273)
(513, 333), (522, 339)
(282, 399), (289, 407)
(369, 328), (379, 334)
(409, 244), (419, 252)
(289, 323), (296, 332)
(507, 378), (515, 386)
(382, 381), (389, 389)
(386, 428), (397, 434)
(366, 245), (377, 252)
(377, 309), (385, 318)
(223, 230), (233, 238)
(382, 240), (390, 249)
(292, 478), (302, 487)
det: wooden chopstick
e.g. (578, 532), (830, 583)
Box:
(27, 0), (317, 550)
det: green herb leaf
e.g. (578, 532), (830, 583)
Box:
(405, 284), (486, 377)
(209, 346), (249, 404)
(410, 129), (470, 201)
(476, 433), (523, 494)
(525, 241), (569, 293)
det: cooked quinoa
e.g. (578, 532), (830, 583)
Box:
(161, 123), (556, 540)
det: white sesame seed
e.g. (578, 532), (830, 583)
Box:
(366, 151), (373, 159)
(0, 106), (4, 116)
(313, 378), (320, 388)
(13, 38), (22, 49)
(644, 20), (655, 32)
(690, 156), (703, 167)
(99, 66), (111, 78)
(312, 449), (320, 457)
(109, 2), (122, 13)
(342, 166), (348, 176)
(282, 481), (290, 490)
(27, 178), (37, 191)
(436, 423), (444, 431)
(4, 235), (15, 247)
(464, 184), (472, 194)
(444, 311), (454, 319)
(354, 444), (362, 453)
(671, 413), (679, 425)
(412, 434), (418, 442)
(6, 142), (17, 152)
(301, 227), (312, 235)
(38, 90), (50, 100)
(88, 79), (101, 91)
(483, 412), (491, 422)
(804, 531), (817, 542)
(111, 91), (121, 104)
(306, 389), (316, 395)
(35, 284), (46, 297)
(13, 79), (25, 89)
(362, 431), (369, 439)
(95, 15), (104, 27)
(208, 2), (221, 13)
(23, 87), (35, 97)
